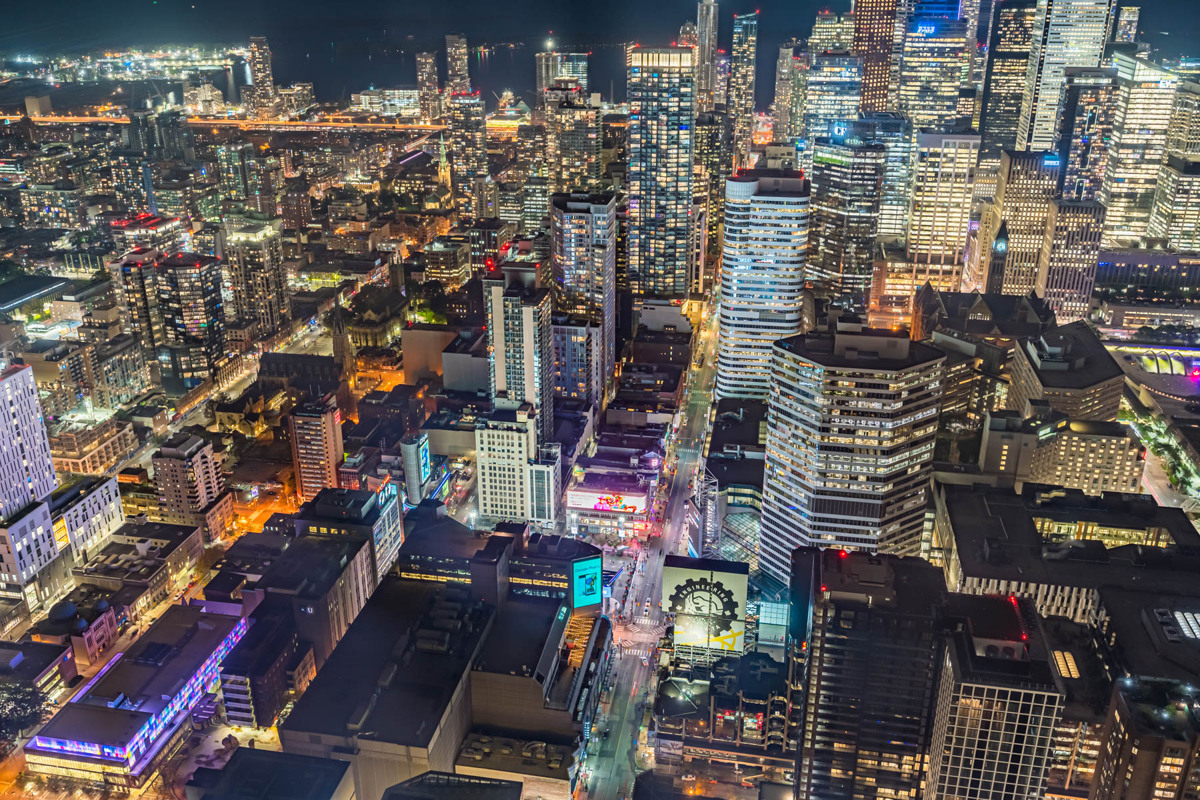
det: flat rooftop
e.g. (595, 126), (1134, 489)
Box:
(34, 606), (239, 749)
(254, 533), (369, 600)
(775, 328), (944, 371)
(187, 748), (350, 800)
(1022, 321), (1123, 389)
(941, 482), (1200, 591)
(456, 732), (574, 784)
(281, 578), (492, 748)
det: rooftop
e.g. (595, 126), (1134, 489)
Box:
(939, 482), (1200, 592)
(455, 732), (574, 784)
(384, 771), (522, 800)
(776, 324), (944, 371)
(1019, 321), (1123, 389)
(281, 578), (491, 747)
(254, 533), (369, 600)
(186, 748), (351, 800)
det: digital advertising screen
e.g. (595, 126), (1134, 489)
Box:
(661, 556), (749, 653)
(566, 488), (648, 515)
(418, 437), (432, 484)
(572, 556), (602, 608)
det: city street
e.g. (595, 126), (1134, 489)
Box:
(583, 304), (719, 800)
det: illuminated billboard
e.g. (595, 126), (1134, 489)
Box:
(572, 556), (602, 608)
(662, 556), (749, 654)
(566, 488), (648, 515)
(418, 437), (432, 484)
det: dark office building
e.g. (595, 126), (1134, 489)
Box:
(790, 548), (947, 800)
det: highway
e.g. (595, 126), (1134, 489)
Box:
(583, 303), (719, 800)
(0, 114), (445, 133)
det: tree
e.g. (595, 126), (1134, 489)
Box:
(0, 680), (48, 742)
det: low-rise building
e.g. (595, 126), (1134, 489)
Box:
(0, 639), (77, 701)
(30, 584), (119, 667)
(293, 488), (404, 587)
(1007, 321), (1124, 422)
(49, 418), (138, 476)
(25, 606), (246, 788)
(185, 749), (353, 800)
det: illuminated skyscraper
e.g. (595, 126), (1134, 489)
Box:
(679, 20), (698, 49)
(155, 253), (225, 391)
(627, 47), (695, 297)
(248, 36), (274, 90)
(977, 0), (1038, 193)
(810, 10), (855, 54)
(906, 129), (980, 291)
(225, 219), (288, 338)
(1017, 0), (1117, 151)
(852, 0), (903, 112)
(1036, 199), (1105, 321)
(898, 18), (971, 130)
(545, 85), (601, 192)
(288, 395), (343, 502)
(1166, 81), (1200, 157)
(1055, 67), (1117, 201)
(695, 110), (733, 244)
(447, 92), (488, 217)
(808, 133), (885, 300)
(416, 51), (441, 122)
(536, 51), (589, 99)
(484, 263), (555, 446)
(772, 41), (802, 142)
(984, 150), (1062, 294)
(1101, 51), (1178, 245)
(716, 170), (811, 400)
(839, 112), (914, 241)
(1116, 4), (1139, 41)
(445, 34), (470, 95)
(802, 52), (863, 167)
(697, 0), (719, 111)
(760, 324), (944, 573)
(729, 12), (759, 169)
(550, 192), (617, 402)
(0, 364), (56, 524)
(1148, 156), (1200, 250)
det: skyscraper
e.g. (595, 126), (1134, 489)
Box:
(109, 249), (165, 361)
(225, 219), (288, 338)
(898, 17), (971, 130)
(853, 0), (904, 112)
(808, 133), (885, 300)
(1115, 4), (1139, 41)
(906, 129), (981, 292)
(535, 51), (589, 99)
(802, 53), (863, 165)
(1017, 0), (1117, 151)
(697, 0), (719, 111)
(247, 36), (277, 117)
(1036, 199), (1105, 320)
(716, 170), (811, 400)
(977, 0), (1038, 192)
(926, 596), (1064, 800)
(760, 324), (944, 572)
(484, 263), (555, 446)
(1100, 51), (1178, 245)
(729, 12), (759, 169)
(985, 150), (1062, 294)
(1055, 67), (1117, 201)
(545, 86), (601, 192)
(841, 113), (914, 241)
(155, 252), (225, 391)
(416, 51), (441, 122)
(447, 91), (488, 218)
(1148, 155), (1200, 250)
(695, 110), (733, 245)
(791, 548), (948, 799)
(445, 34), (470, 95)
(810, 10), (856, 54)
(153, 433), (233, 542)
(772, 42), (801, 142)
(627, 47), (695, 298)
(288, 394), (343, 502)
(0, 364), (56, 524)
(551, 192), (617, 403)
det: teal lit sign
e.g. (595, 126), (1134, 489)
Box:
(573, 557), (601, 608)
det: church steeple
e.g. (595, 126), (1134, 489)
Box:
(437, 134), (452, 189)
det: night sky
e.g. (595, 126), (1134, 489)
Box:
(1, 0), (1195, 105)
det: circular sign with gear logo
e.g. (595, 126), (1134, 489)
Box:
(667, 577), (739, 636)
